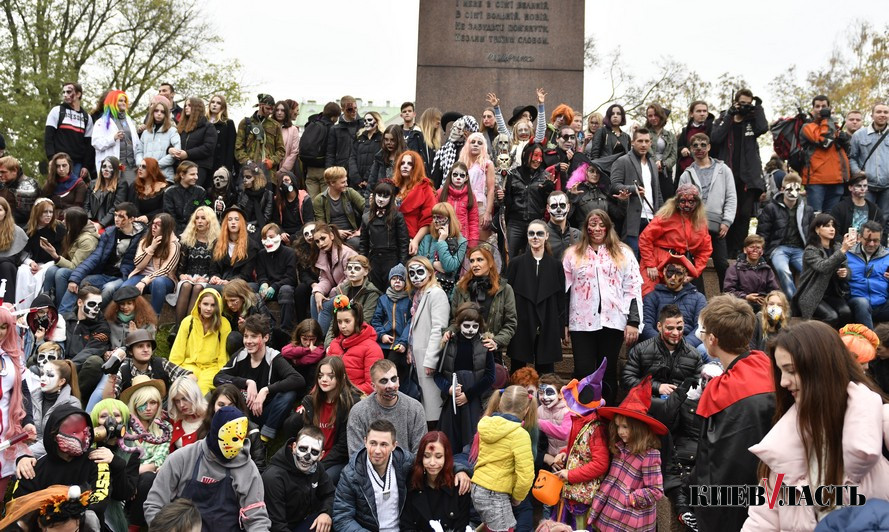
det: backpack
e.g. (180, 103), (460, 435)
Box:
(299, 115), (332, 167)
(770, 109), (810, 172)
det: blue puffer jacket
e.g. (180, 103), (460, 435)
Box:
(68, 223), (146, 285)
(333, 446), (413, 532)
(641, 283), (707, 347)
(370, 294), (411, 351)
(847, 244), (889, 307)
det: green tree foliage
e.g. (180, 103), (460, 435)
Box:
(0, 0), (244, 177)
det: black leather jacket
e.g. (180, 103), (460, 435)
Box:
(622, 336), (703, 394)
(504, 165), (554, 223)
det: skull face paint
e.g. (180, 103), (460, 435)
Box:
(36, 347), (61, 372)
(262, 233), (282, 253)
(374, 192), (391, 209)
(212, 172), (229, 190)
(81, 295), (102, 320)
(460, 320), (480, 339)
(452, 118), (466, 138)
(783, 183), (801, 200)
(408, 263), (429, 288)
(345, 261), (367, 283)
(538, 384), (559, 408)
(56, 414), (91, 457)
(217, 416), (248, 460)
(548, 195), (569, 222)
(292, 434), (323, 474)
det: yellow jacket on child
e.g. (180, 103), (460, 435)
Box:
(472, 414), (534, 501)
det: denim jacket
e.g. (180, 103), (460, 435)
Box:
(850, 124), (889, 189)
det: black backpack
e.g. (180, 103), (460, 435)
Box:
(299, 115), (332, 167)
(770, 109), (811, 172)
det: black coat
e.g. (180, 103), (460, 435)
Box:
(281, 389), (363, 470)
(710, 102), (769, 189)
(756, 194), (814, 258)
(237, 186), (274, 231)
(505, 251), (566, 364)
(325, 118), (360, 168)
(504, 165), (555, 223)
(588, 127), (630, 159)
(212, 119), (237, 175)
(829, 196), (885, 244)
(163, 184), (208, 235)
(210, 238), (260, 282)
(622, 336), (703, 395)
(256, 245), (298, 291)
(262, 439), (336, 532)
(400, 484), (471, 532)
(178, 118), (219, 171)
(569, 181), (624, 228)
(649, 381), (702, 492)
(348, 131), (382, 189)
(366, 150), (394, 198)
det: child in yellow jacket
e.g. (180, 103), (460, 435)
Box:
(471, 385), (536, 532)
(169, 288), (231, 394)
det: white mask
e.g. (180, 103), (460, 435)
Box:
(82, 297), (101, 320)
(538, 384), (559, 408)
(408, 264), (428, 287)
(345, 262), (366, 282)
(40, 365), (62, 394)
(36, 348), (60, 371)
(548, 197), (569, 221)
(213, 173), (229, 190)
(767, 304), (783, 321)
(375, 192), (391, 209)
(783, 183), (801, 200)
(460, 320), (480, 339)
(262, 234), (281, 253)
(293, 435), (323, 474)
(452, 118), (466, 138)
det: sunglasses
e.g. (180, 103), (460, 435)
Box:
(528, 230), (546, 238)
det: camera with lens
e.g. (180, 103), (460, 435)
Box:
(250, 125), (262, 136)
(94, 418), (125, 443)
(738, 103), (754, 115)
(820, 107), (832, 119)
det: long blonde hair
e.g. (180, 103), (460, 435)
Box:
(406, 256), (440, 293)
(129, 386), (164, 437)
(180, 206), (220, 248)
(570, 209), (627, 269)
(419, 107), (442, 151)
(484, 385), (538, 431)
(0, 197), (17, 251)
(458, 132), (491, 169)
(655, 195), (707, 229)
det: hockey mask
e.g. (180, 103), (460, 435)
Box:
(345, 261), (366, 282)
(538, 384), (559, 408)
(293, 434), (323, 474)
(375, 192), (391, 209)
(36, 345), (61, 371)
(408, 263), (428, 287)
(217, 415), (248, 460)
(81, 296), (101, 320)
(548, 196), (569, 221)
(262, 234), (282, 253)
(213, 172), (229, 190)
(460, 320), (480, 339)
(56, 414), (91, 457)
(783, 182), (801, 200)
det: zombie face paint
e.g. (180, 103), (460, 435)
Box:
(40, 364), (62, 393)
(375, 192), (391, 209)
(56, 415), (91, 457)
(408, 263), (429, 288)
(433, 214), (449, 229)
(538, 384), (559, 408)
(293, 435), (323, 474)
(460, 320), (480, 339)
(217, 416), (248, 460)
(345, 261), (366, 283)
(450, 169), (467, 188)
(548, 195), (569, 222)
(587, 216), (606, 244)
(36, 347), (61, 372)
(663, 264), (687, 291)
(373, 368), (400, 404)
(213, 172), (229, 190)
(783, 182), (801, 200)
(677, 194), (699, 214)
(81, 295), (102, 320)
(262, 233), (282, 252)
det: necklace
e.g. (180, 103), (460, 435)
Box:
(369, 456), (392, 500)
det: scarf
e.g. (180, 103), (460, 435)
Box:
(468, 277), (494, 318)
(432, 115), (479, 176)
(54, 172), (83, 197)
(386, 287), (408, 301)
(117, 312), (134, 324)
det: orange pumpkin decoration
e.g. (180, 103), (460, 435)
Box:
(531, 469), (564, 506)
(332, 294), (351, 311)
(839, 323), (879, 364)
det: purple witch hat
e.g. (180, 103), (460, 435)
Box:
(561, 358), (607, 416)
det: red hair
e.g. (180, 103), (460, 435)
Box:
(393, 150), (429, 200)
(410, 431), (455, 490)
(550, 104), (575, 125)
(135, 157), (166, 198)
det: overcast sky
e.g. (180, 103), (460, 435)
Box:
(213, 0), (885, 119)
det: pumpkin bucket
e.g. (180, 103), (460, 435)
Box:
(532, 469), (564, 506)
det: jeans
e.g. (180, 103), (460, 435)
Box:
(849, 297), (889, 329)
(86, 374), (110, 412)
(814, 295), (852, 329)
(59, 274), (123, 314)
(255, 390), (298, 439)
(867, 188), (889, 237)
(805, 183), (845, 213)
(626, 218), (650, 260)
(769, 245), (804, 299)
(121, 275), (175, 315)
(43, 265), (74, 307)
(315, 297), (335, 338)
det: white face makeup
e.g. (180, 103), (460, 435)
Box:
(538, 384), (559, 408)
(293, 435), (324, 473)
(408, 263), (429, 288)
(302, 223), (316, 242)
(36, 348), (60, 371)
(345, 261), (366, 282)
(452, 118), (466, 138)
(262, 233), (281, 252)
(81, 296), (102, 320)
(374, 192), (391, 209)
(390, 276), (405, 292)
(548, 196), (569, 221)
(101, 161), (114, 179)
(450, 169), (467, 188)
(40, 365), (62, 393)
(213, 173), (229, 190)
(783, 183), (801, 200)
(399, 155), (414, 177)
(460, 320), (480, 338)
(364, 115), (376, 129)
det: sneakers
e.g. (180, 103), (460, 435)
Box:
(679, 511), (699, 532)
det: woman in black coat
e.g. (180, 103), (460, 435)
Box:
(401, 431), (471, 532)
(506, 219), (566, 374)
(170, 97), (218, 187)
(208, 94), (237, 176)
(348, 112), (384, 194)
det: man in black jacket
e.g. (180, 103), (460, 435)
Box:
(64, 285), (111, 399)
(691, 296), (774, 532)
(710, 89), (769, 256)
(829, 174), (885, 243)
(326, 95), (360, 172)
(622, 304), (703, 396)
(610, 128), (663, 256)
(756, 174), (814, 299)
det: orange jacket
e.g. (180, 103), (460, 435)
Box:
(801, 121), (850, 185)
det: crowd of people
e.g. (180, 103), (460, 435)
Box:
(0, 81), (887, 532)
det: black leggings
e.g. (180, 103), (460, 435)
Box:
(569, 328), (624, 406)
(813, 295), (852, 329)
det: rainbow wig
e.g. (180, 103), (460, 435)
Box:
(103, 90), (129, 125)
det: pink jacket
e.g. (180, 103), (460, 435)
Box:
(439, 184), (479, 245)
(281, 343), (324, 367)
(312, 245), (358, 297)
(281, 125), (300, 172)
(742, 382), (889, 531)
(537, 399), (571, 456)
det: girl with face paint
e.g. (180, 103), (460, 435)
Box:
(638, 183), (712, 297)
(351, 111), (384, 192)
(316, 254), (382, 346)
(326, 298), (383, 395)
(124, 380), (172, 528)
(29, 360), (81, 460)
(458, 132), (497, 242)
(438, 162), (480, 247)
(255, 222), (299, 328)
(406, 256), (452, 422)
(209, 167), (238, 219)
(433, 303), (494, 452)
(535, 373), (570, 466)
(357, 181), (411, 292)
(236, 162), (274, 239)
(416, 202), (468, 298)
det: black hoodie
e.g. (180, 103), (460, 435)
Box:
(13, 404), (131, 519)
(261, 438), (335, 532)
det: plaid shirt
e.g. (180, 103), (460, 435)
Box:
(114, 357), (192, 397)
(589, 442), (663, 532)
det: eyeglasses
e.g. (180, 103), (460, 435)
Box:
(527, 230), (546, 238)
(691, 142), (709, 149)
